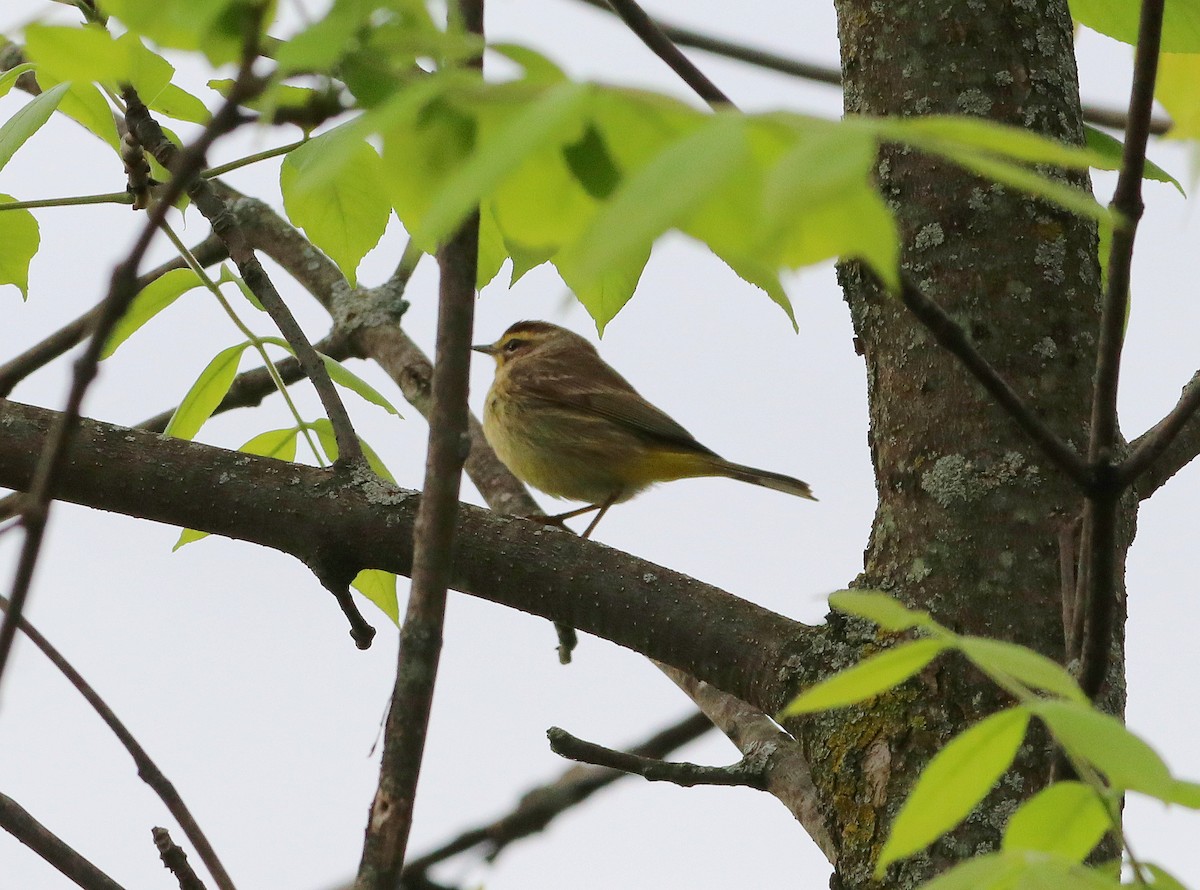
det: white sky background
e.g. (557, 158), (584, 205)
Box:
(1, 1), (1198, 888)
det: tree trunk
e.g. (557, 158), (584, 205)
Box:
(786, 1), (1131, 886)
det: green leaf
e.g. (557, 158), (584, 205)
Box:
(912, 852), (1024, 890)
(1144, 863), (1190, 890)
(24, 25), (130, 85)
(561, 113), (748, 284)
(99, 0), (269, 67)
(1002, 781), (1111, 861)
(1156, 52), (1200, 142)
(554, 241), (651, 335)
(0, 82), (71, 173)
(280, 124), (391, 284)
(882, 115), (1105, 169)
(218, 265), (263, 311)
(0, 64), (36, 100)
(1070, 0), (1200, 52)
(309, 419), (396, 482)
(320, 354), (401, 416)
(488, 43), (568, 84)
(238, 427), (300, 462)
(877, 707), (1030, 873)
(172, 527), (209, 550)
(1084, 126), (1183, 194)
(102, 268), (203, 359)
(0, 195), (40, 300)
(352, 569), (399, 623)
(149, 83), (211, 124)
(938, 150), (1110, 224)
(57, 82), (121, 151)
(414, 81), (591, 248)
(955, 636), (1086, 703)
(1164, 777), (1200, 809)
(781, 638), (948, 716)
(1032, 700), (1174, 797)
(827, 590), (937, 631)
(164, 342), (249, 440)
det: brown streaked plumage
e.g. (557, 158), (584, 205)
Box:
(473, 321), (815, 536)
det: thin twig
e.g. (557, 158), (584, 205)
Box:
(153, 827), (209, 890)
(0, 595), (237, 890)
(897, 273), (1092, 489)
(0, 792), (127, 890)
(354, 3), (485, 885)
(398, 712), (712, 883)
(599, 0), (731, 108)
(547, 726), (766, 788)
(1080, 0), (1164, 701)
(1120, 369), (1200, 494)
(572, 0), (1170, 134)
(122, 91), (366, 469)
(0, 235), (229, 399)
(0, 42), (262, 693)
(0, 192), (133, 211)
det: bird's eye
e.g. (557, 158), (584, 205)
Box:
(503, 339), (524, 353)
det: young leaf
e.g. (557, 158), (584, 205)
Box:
(1002, 781), (1110, 861)
(280, 127), (391, 285)
(0, 63), (36, 100)
(1084, 126), (1183, 194)
(1156, 53), (1200, 142)
(827, 590), (937, 632)
(781, 638), (948, 716)
(0, 195), (39, 300)
(1032, 700), (1174, 797)
(172, 527), (209, 550)
(1071, 0), (1200, 52)
(937, 149), (1111, 224)
(882, 115), (1106, 169)
(909, 851), (1022, 890)
(164, 343), (249, 441)
(308, 419), (396, 482)
(0, 82), (71, 173)
(1144, 863), (1189, 890)
(955, 636), (1086, 703)
(561, 114), (748, 284)
(877, 707), (1030, 873)
(414, 81), (592, 248)
(353, 570), (399, 623)
(102, 268), (203, 359)
(319, 354), (401, 416)
(238, 427), (301, 462)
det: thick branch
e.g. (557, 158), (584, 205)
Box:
(0, 397), (819, 716)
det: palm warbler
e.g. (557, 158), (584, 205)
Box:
(473, 321), (815, 537)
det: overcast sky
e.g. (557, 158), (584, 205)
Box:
(2, 2), (1198, 888)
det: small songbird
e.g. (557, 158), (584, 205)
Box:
(473, 321), (815, 537)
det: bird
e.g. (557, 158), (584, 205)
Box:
(473, 320), (815, 538)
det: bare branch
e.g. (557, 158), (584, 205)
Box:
(599, 0), (731, 107)
(153, 828), (209, 890)
(0, 595), (237, 890)
(398, 712), (712, 883)
(0, 397), (821, 717)
(1081, 0), (1164, 702)
(1121, 369), (1200, 496)
(0, 792), (127, 890)
(122, 91), (366, 470)
(572, 0), (1169, 134)
(547, 725), (764, 788)
(355, 2), (485, 885)
(0, 235), (229, 399)
(0, 46), (261, 693)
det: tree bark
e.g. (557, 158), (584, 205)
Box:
(790, 1), (1131, 886)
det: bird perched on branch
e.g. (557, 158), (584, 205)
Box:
(473, 320), (815, 537)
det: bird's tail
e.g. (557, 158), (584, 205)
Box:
(716, 460), (817, 501)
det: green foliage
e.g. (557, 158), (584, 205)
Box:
(787, 592), (1200, 884)
(1070, 0), (1200, 52)
(877, 707), (1031, 873)
(164, 342), (248, 440)
(279, 123), (391, 284)
(0, 82), (69, 172)
(352, 569), (399, 622)
(0, 195), (39, 300)
(102, 268), (204, 358)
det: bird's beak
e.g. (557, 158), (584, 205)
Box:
(471, 343), (497, 356)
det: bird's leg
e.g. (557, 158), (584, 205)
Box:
(580, 494), (618, 540)
(542, 503), (605, 524)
